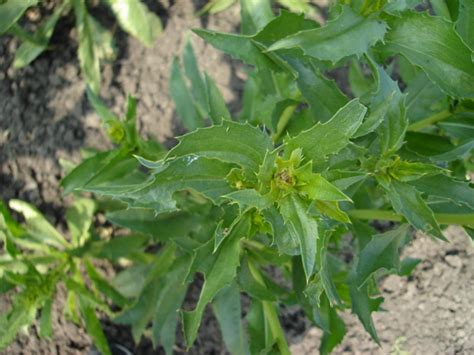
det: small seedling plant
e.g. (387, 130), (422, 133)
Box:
(2, 0), (474, 354)
(0, 0), (162, 92)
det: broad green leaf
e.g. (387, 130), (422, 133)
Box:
(240, 0), (274, 35)
(167, 121), (272, 171)
(399, 257), (421, 276)
(13, 2), (67, 68)
(263, 206), (299, 255)
(457, 0), (474, 49)
(237, 258), (277, 301)
(182, 220), (242, 347)
(314, 200), (350, 223)
(120, 157), (235, 212)
(280, 194), (318, 280)
(429, 140), (474, 162)
(223, 189), (272, 210)
(388, 160), (446, 182)
(285, 99), (367, 164)
(105, 0), (162, 47)
(268, 6), (387, 63)
(438, 113), (474, 142)
(383, 180), (445, 240)
(297, 169), (351, 202)
(213, 281), (249, 355)
(66, 198), (96, 247)
(409, 174), (474, 210)
(349, 281), (383, 344)
(353, 91), (393, 138)
(74, 0), (100, 93)
(385, 12), (474, 99)
(9, 200), (68, 249)
(78, 297), (111, 355)
(205, 73), (231, 124)
(0, 0), (37, 34)
(317, 233), (341, 306)
(375, 66), (408, 156)
(288, 60), (348, 122)
(246, 299), (272, 354)
(193, 29), (281, 72)
(351, 224), (408, 288)
(106, 208), (202, 240)
(152, 257), (190, 354)
(94, 234), (149, 260)
(404, 72), (448, 125)
(170, 57), (203, 131)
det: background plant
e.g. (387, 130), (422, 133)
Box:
(1, 0), (474, 354)
(0, 0), (162, 92)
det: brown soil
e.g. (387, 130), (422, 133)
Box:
(1, 1), (473, 354)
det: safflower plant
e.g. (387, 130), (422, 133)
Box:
(1, 0), (474, 354)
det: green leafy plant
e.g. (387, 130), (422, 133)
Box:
(2, 0), (474, 354)
(0, 0), (162, 92)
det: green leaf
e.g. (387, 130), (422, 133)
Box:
(152, 257), (190, 354)
(9, 200), (69, 249)
(268, 5), (387, 63)
(78, 297), (111, 355)
(298, 169), (351, 202)
(198, 0), (235, 15)
(39, 298), (53, 339)
(385, 12), (474, 99)
(289, 61), (349, 123)
(240, 0), (274, 35)
(106, 208), (202, 240)
(119, 157), (235, 213)
(183, 40), (208, 118)
(409, 174), (474, 210)
(438, 113), (474, 141)
(285, 99), (367, 164)
(89, 16), (116, 61)
(213, 281), (249, 355)
(383, 180), (445, 240)
(86, 87), (119, 122)
(13, 2), (67, 68)
(319, 294), (346, 355)
(457, 0), (474, 49)
(351, 224), (408, 288)
(375, 66), (408, 156)
(349, 281), (383, 344)
(167, 121), (272, 172)
(74, 0), (101, 93)
(280, 194), (318, 280)
(114, 245), (176, 342)
(182, 221), (243, 347)
(205, 73), (231, 124)
(85, 261), (128, 308)
(66, 198), (96, 247)
(170, 57), (203, 131)
(105, 0), (162, 47)
(0, 0), (37, 34)
(223, 189), (272, 210)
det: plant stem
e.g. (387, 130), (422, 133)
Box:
(248, 259), (291, 355)
(407, 109), (451, 131)
(348, 209), (474, 228)
(272, 104), (297, 142)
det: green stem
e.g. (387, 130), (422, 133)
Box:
(8, 24), (45, 46)
(248, 259), (291, 355)
(348, 209), (474, 228)
(407, 109), (451, 131)
(272, 104), (297, 142)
